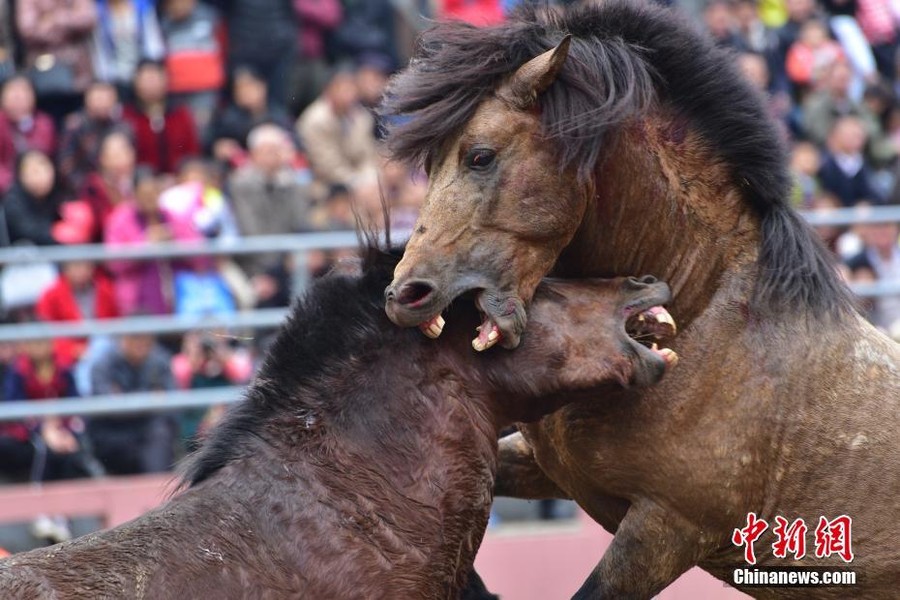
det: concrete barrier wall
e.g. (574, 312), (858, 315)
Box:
(0, 476), (748, 599)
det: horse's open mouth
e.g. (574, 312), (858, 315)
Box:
(417, 307), (502, 351)
(625, 306), (679, 368)
(417, 289), (525, 352)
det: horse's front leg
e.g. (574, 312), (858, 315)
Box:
(459, 432), (570, 600)
(495, 431), (571, 499)
(572, 499), (701, 600)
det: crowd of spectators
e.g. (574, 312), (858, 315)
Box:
(2, 0), (900, 540)
(0, 0), (441, 543)
(700, 0), (900, 334)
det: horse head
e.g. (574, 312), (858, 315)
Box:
(384, 37), (585, 351)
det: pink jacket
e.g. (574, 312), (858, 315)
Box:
(104, 199), (216, 315)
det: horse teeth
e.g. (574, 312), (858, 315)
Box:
(659, 348), (679, 367)
(654, 310), (676, 332)
(472, 333), (500, 352)
(419, 315), (445, 339)
(431, 315), (445, 337)
(651, 343), (659, 352)
(487, 329), (499, 343)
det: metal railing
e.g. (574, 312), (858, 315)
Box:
(0, 309), (289, 342)
(0, 387), (245, 422)
(0, 209), (899, 422)
(0, 231), (362, 265)
(797, 206), (900, 226)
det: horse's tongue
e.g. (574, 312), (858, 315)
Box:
(473, 318), (501, 352)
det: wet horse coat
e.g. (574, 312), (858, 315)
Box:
(382, 1), (900, 598)
(0, 250), (674, 599)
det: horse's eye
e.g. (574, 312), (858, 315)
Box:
(466, 148), (496, 171)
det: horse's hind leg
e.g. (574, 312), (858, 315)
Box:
(571, 499), (702, 600)
(495, 431), (570, 499)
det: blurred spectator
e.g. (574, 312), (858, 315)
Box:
(379, 158), (426, 232)
(738, 52), (791, 140)
(92, 0), (165, 96)
(0, 1), (14, 81)
(160, 158), (254, 309)
(36, 260), (119, 367)
(786, 19), (845, 88)
(439, 0), (505, 26)
(88, 333), (179, 475)
(0, 338), (100, 486)
(789, 140), (823, 207)
(307, 182), (353, 230)
(104, 168), (172, 316)
(356, 54), (391, 139)
(802, 60), (895, 164)
(213, 0), (297, 108)
(57, 80), (127, 195)
(2, 150), (64, 246)
(809, 191), (851, 256)
(229, 124), (310, 307)
(327, 0), (397, 66)
(160, 0), (226, 136)
(171, 331), (251, 449)
(772, 0), (818, 90)
(297, 69), (378, 194)
(704, 0), (746, 50)
(210, 65), (293, 164)
(823, 0), (880, 98)
(80, 129), (137, 241)
(854, 0), (900, 77)
(15, 0), (97, 119)
(0, 337), (103, 542)
(160, 158), (239, 240)
(846, 220), (900, 331)
(733, 0), (778, 56)
(817, 115), (883, 205)
(0, 75), (56, 194)
(122, 59), (201, 175)
(288, 0), (342, 114)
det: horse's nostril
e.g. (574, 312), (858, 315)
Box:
(395, 280), (436, 307)
(625, 275), (657, 289)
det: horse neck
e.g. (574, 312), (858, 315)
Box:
(558, 116), (762, 327)
(305, 350), (499, 589)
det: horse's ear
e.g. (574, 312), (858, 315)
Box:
(499, 35), (571, 109)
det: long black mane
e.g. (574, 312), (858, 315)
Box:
(181, 249), (404, 487)
(382, 0), (853, 318)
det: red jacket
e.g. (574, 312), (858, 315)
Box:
(0, 355), (78, 443)
(122, 104), (200, 174)
(35, 271), (119, 365)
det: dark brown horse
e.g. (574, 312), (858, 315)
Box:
(0, 249), (676, 599)
(382, 1), (900, 598)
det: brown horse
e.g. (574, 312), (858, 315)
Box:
(382, 1), (900, 598)
(0, 249), (676, 599)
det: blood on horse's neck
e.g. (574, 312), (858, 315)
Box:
(556, 115), (762, 328)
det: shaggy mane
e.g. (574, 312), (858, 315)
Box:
(381, 0), (854, 318)
(180, 248), (404, 487)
